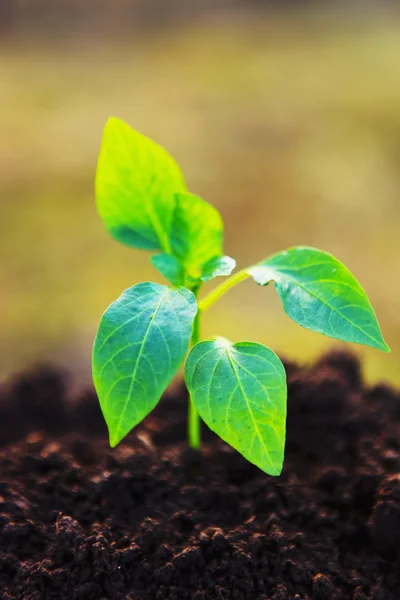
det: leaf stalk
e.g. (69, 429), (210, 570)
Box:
(198, 269), (250, 312)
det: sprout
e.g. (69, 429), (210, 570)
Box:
(92, 117), (389, 475)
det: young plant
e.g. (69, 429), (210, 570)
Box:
(92, 117), (390, 475)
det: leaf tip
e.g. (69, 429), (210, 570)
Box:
(104, 115), (124, 130)
(260, 455), (284, 477)
(107, 421), (124, 449)
(372, 333), (391, 353)
(109, 430), (122, 448)
(268, 463), (283, 477)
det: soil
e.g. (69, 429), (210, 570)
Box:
(0, 351), (399, 600)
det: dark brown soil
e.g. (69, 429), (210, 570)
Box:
(0, 352), (399, 600)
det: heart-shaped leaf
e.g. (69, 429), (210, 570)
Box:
(93, 282), (197, 447)
(185, 338), (287, 475)
(248, 246), (389, 352)
(96, 117), (186, 252)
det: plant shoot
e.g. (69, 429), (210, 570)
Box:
(92, 117), (389, 475)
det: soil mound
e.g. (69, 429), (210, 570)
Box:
(0, 352), (399, 599)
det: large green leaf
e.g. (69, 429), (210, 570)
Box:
(96, 117), (186, 252)
(169, 192), (224, 277)
(248, 246), (389, 352)
(93, 282), (197, 447)
(185, 338), (287, 475)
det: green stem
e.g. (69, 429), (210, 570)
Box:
(188, 309), (201, 449)
(188, 269), (249, 449)
(198, 269), (250, 312)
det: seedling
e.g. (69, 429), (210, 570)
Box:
(92, 117), (390, 475)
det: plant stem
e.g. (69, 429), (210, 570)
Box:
(188, 269), (249, 449)
(198, 269), (250, 312)
(188, 309), (201, 449)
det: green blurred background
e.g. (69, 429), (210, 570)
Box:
(1, 4), (399, 385)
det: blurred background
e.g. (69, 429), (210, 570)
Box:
(1, 2), (399, 386)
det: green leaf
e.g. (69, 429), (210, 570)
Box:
(169, 192), (224, 277)
(248, 246), (389, 352)
(150, 252), (235, 289)
(96, 117), (186, 252)
(151, 192), (231, 287)
(93, 282), (197, 447)
(185, 337), (287, 476)
(199, 255), (236, 282)
(150, 253), (185, 287)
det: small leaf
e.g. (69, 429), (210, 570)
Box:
(169, 192), (224, 276)
(96, 117), (186, 252)
(93, 282), (197, 447)
(185, 338), (287, 475)
(248, 246), (389, 352)
(150, 253), (185, 287)
(200, 255), (236, 282)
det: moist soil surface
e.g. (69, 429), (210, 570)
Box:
(0, 352), (399, 600)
